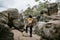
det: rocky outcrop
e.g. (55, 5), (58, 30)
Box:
(34, 21), (47, 36)
(0, 23), (14, 40)
(35, 20), (60, 40)
(48, 3), (58, 16)
(0, 8), (19, 40)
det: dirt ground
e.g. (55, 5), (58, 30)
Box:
(11, 29), (40, 40)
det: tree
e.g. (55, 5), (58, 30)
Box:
(23, 7), (33, 16)
(35, 0), (39, 2)
(23, 0), (51, 16)
(36, 0), (50, 11)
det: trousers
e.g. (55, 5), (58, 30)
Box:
(25, 25), (33, 37)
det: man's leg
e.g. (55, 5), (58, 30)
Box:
(26, 25), (28, 33)
(30, 26), (33, 37)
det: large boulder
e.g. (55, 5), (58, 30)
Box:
(34, 21), (46, 35)
(18, 14), (24, 29)
(0, 12), (8, 24)
(7, 8), (19, 28)
(0, 23), (14, 40)
(7, 8), (18, 19)
(35, 20), (60, 40)
(0, 8), (19, 40)
(48, 3), (58, 16)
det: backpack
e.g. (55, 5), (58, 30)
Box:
(27, 18), (33, 26)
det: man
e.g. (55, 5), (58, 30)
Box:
(25, 15), (34, 37)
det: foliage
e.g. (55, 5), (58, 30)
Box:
(23, 0), (51, 16)
(24, 7), (33, 16)
(37, 2), (47, 11)
(35, 0), (39, 2)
